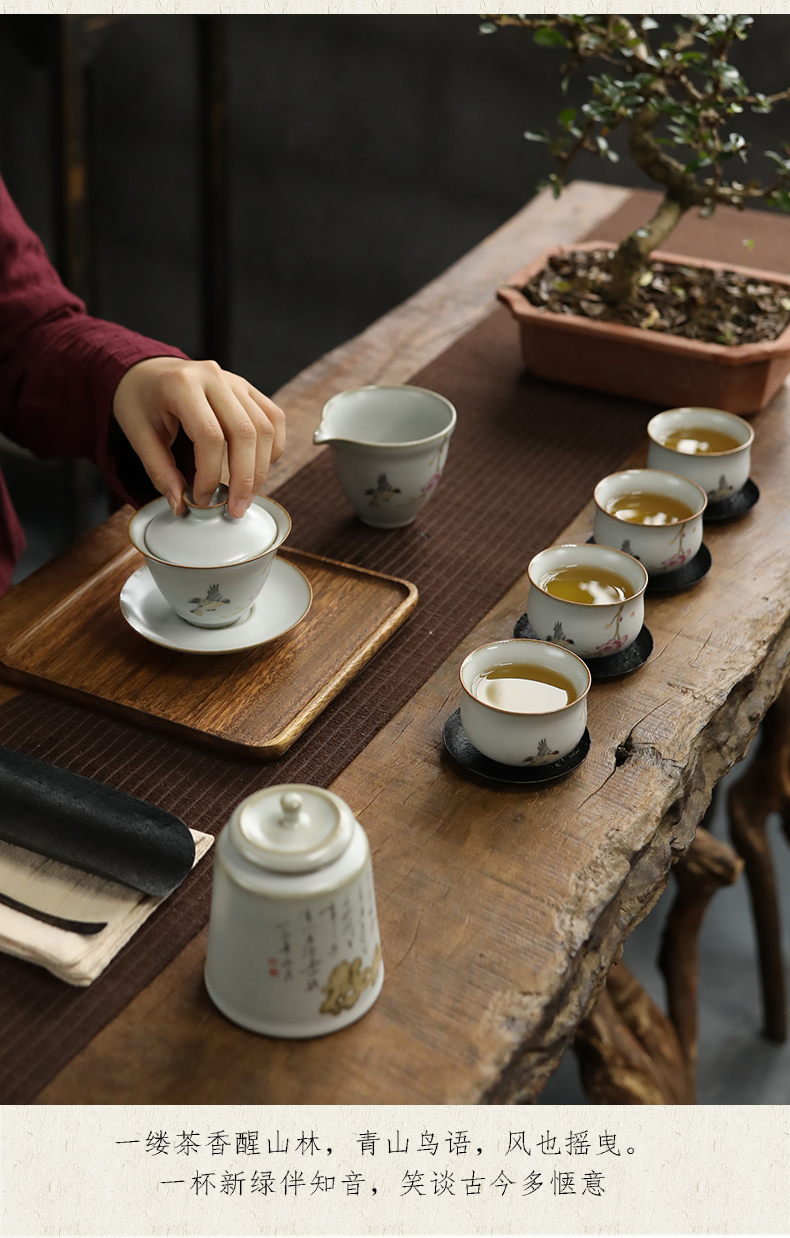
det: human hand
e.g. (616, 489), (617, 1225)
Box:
(113, 357), (286, 517)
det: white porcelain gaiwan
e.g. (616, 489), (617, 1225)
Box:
(647, 407), (753, 500)
(459, 638), (590, 767)
(128, 485), (291, 628)
(204, 784), (383, 1038)
(593, 468), (707, 576)
(313, 384), (456, 529)
(527, 543), (648, 660)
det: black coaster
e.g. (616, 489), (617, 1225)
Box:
(443, 710), (590, 786)
(586, 537), (712, 593)
(645, 542), (712, 593)
(513, 615), (653, 679)
(704, 477), (760, 523)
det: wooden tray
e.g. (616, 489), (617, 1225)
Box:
(0, 543), (418, 760)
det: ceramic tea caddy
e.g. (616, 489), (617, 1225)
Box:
(527, 543), (648, 660)
(646, 407), (753, 501)
(459, 638), (590, 767)
(313, 384), (456, 528)
(128, 485), (291, 628)
(204, 784), (383, 1038)
(593, 469), (707, 575)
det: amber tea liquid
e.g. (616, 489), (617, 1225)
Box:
(606, 491), (695, 525)
(659, 426), (741, 455)
(472, 661), (578, 713)
(541, 563), (633, 605)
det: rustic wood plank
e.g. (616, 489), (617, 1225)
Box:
(37, 375), (790, 1103)
(33, 180), (790, 1104)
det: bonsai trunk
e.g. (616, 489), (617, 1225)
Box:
(608, 194), (686, 304)
(608, 106), (696, 305)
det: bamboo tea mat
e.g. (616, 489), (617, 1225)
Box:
(0, 193), (788, 1101)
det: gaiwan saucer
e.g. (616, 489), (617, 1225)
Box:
(513, 615), (653, 679)
(120, 558), (312, 654)
(443, 709), (590, 786)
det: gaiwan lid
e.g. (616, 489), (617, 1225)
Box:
(144, 484), (278, 567)
(233, 786), (355, 874)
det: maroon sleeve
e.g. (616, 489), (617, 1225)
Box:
(0, 173), (191, 507)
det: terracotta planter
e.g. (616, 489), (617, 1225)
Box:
(497, 241), (790, 414)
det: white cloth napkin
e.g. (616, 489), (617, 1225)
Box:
(0, 830), (213, 986)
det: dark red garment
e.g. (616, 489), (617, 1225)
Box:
(0, 174), (189, 595)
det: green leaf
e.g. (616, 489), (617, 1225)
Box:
(558, 107), (577, 127)
(533, 26), (570, 48)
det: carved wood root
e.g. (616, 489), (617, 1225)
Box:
(728, 682), (790, 1043)
(575, 822), (743, 1105)
(573, 961), (690, 1104)
(658, 825), (743, 1099)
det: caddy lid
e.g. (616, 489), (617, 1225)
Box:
(233, 786), (355, 874)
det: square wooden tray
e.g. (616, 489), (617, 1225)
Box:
(0, 540), (417, 760)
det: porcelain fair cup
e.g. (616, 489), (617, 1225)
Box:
(593, 469), (707, 576)
(313, 384), (456, 529)
(458, 638), (590, 767)
(647, 407), (753, 501)
(128, 485), (291, 628)
(204, 784), (383, 1037)
(527, 543), (648, 660)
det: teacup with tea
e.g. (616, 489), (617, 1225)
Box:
(527, 543), (647, 659)
(647, 407), (753, 501)
(593, 469), (707, 575)
(459, 638), (590, 767)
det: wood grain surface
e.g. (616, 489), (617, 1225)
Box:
(31, 181), (790, 1104)
(37, 392), (790, 1103)
(0, 544), (416, 759)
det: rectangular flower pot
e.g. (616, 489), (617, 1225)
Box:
(497, 242), (790, 414)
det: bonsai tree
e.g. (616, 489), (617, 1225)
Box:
(483, 15), (790, 304)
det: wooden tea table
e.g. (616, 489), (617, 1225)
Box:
(4, 180), (789, 1104)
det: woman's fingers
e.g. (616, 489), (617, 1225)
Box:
(125, 420), (187, 515)
(245, 386), (286, 464)
(113, 358), (287, 516)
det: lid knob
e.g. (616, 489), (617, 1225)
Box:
(280, 792), (307, 829)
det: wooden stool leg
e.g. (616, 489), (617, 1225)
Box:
(728, 683), (790, 1043)
(658, 827), (743, 1098)
(573, 962), (689, 1104)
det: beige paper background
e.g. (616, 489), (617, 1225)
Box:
(2, 3), (790, 14)
(2, 1105), (789, 1235)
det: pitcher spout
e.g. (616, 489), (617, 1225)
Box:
(312, 422), (337, 446)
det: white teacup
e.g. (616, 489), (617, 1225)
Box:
(313, 384), (456, 529)
(527, 543), (647, 660)
(459, 638), (590, 767)
(129, 493), (291, 628)
(647, 407), (753, 501)
(593, 469), (707, 576)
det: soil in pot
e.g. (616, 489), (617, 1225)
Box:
(523, 248), (790, 347)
